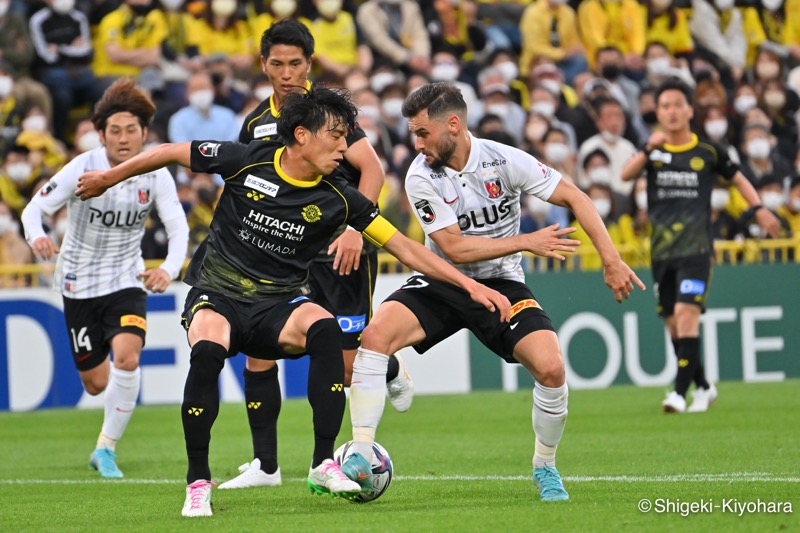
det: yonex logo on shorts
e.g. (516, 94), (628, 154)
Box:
(337, 314), (367, 333)
(120, 315), (147, 331)
(510, 299), (542, 318)
(679, 279), (706, 295)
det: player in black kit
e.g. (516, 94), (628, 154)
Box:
(75, 86), (511, 517)
(224, 19), (411, 491)
(621, 78), (780, 414)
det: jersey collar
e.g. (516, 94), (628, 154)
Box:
(274, 146), (322, 187)
(269, 80), (314, 118)
(664, 133), (699, 152)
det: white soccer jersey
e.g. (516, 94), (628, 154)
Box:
(406, 134), (562, 282)
(26, 147), (185, 299)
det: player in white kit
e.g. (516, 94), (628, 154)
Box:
(344, 82), (645, 501)
(21, 78), (189, 478)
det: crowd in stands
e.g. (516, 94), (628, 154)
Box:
(1, 0), (800, 287)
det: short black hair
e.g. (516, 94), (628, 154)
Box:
(278, 85), (357, 146)
(655, 77), (694, 107)
(261, 18), (315, 59)
(401, 82), (467, 120)
(582, 148), (611, 169)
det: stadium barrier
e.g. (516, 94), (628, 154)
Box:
(0, 243), (797, 412)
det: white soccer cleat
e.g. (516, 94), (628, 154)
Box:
(307, 459), (361, 498)
(387, 352), (414, 412)
(662, 391), (687, 413)
(687, 384), (718, 413)
(218, 459), (282, 489)
(182, 479), (216, 517)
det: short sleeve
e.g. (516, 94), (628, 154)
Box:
(712, 141), (739, 181)
(189, 140), (248, 179)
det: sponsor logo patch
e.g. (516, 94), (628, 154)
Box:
(415, 200), (436, 224)
(302, 205), (322, 223)
(244, 174), (280, 197)
(337, 314), (367, 333)
(254, 123), (277, 138)
(40, 180), (58, 197)
(197, 141), (220, 157)
(679, 279), (706, 295)
(510, 298), (542, 318)
(120, 315), (147, 330)
(484, 179), (504, 199)
(138, 188), (150, 204)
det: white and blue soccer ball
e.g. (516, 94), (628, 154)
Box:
(334, 440), (393, 503)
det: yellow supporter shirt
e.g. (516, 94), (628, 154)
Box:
(578, 0), (646, 68)
(519, 0), (582, 73)
(92, 6), (168, 77)
(739, 7), (767, 66)
(194, 19), (255, 58)
(645, 8), (694, 55)
(309, 13), (359, 68)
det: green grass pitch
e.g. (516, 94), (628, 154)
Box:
(1, 381), (797, 532)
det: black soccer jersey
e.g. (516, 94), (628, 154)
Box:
(184, 140), (395, 301)
(644, 134), (738, 261)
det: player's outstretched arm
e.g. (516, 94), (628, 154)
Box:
(621, 131), (667, 182)
(382, 231), (511, 321)
(548, 180), (646, 302)
(75, 143), (192, 200)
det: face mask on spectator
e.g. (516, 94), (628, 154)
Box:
(544, 142), (570, 164)
(254, 85), (273, 101)
(363, 128), (379, 146)
(496, 62), (518, 83)
(370, 72), (396, 94)
(271, 0), (296, 17)
(635, 190), (648, 210)
(593, 198), (612, 218)
(762, 0), (783, 9)
(6, 162), (32, 183)
(316, 0), (342, 18)
(189, 89), (214, 111)
(746, 137), (771, 160)
(381, 98), (404, 119)
(710, 189), (730, 211)
(525, 122), (548, 142)
(600, 130), (620, 143)
(0, 75), (13, 98)
(756, 61), (781, 80)
(530, 101), (555, 118)
(161, 0), (185, 10)
(540, 79), (561, 96)
(601, 64), (620, 81)
(431, 63), (459, 82)
(763, 91), (786, 109)
(0, 214), (12, 235)
(714, 0), (734, 10)
(77, 131), (101, 152)
(359, 105), (380, 120)
(486, 103), (508, 117)
(733, 94), (757, 115)
(55, 218), (69, 240)
(211, 0), (237, 17)
(588, 166), (612, 185)
(22, 115), (48, 133)
(647, 57), (672, 77)
(0, 0), (9, 17)
(761, 191), (785, 211)
(705, 119), (728, 139)
(52, 0), (75, 14)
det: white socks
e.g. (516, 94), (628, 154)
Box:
(99, 367), (141, 448)
(532, 382), (568, 468)
(349, 348), (389, 461)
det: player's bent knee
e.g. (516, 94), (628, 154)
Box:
(81, 375), (108, 396)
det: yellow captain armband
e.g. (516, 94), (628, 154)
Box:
(362, 215), (398, 248)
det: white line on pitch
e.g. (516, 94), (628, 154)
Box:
(1, 472), (798, 485)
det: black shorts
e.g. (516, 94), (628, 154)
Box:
(384, 275), (554, 363)
(62, 288), (147, 371)
(308, 249), (378, 350)
(651, 253), (712, 317)
(181, 287), (317, 360)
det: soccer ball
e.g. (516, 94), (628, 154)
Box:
(334, 441), (393, 503)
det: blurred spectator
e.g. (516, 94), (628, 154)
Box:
(519, 195), (568, 235)
(29, 0), (100, 143)
(0, 199), (34, 287)
(194, 0), (255, 73)
(689, 0), (751, 82)
(696, 104), (740, 163)
(569, 181), (623, 269)
(528, 83), (578, 151)
(475, 0), (525, 52)
(571, 77), (639, 146)
(487, 48), (530, 111)
(758, 0), (800, 62)
(469, 66), (526, 145)
(709, 182), (742, 241)
(0, 144), (32, 213)
(159, 0), (204, 105)
(356, 0), (431, 74)
(168, 71), (239, 144)
(0, 60), (23, 158)
(747, 46), (786, 91)
(529, 61), (581, 110)
(695, 76), (727, 109)
(521, 111), (550, 157)
(91, 0), (168, 91)
(738, 123), (794, 188)
(15, 104), (68, 179)
(785, 174), (800, 235)
(577, 97), (638, 195)
(577, 0), (646, 73)
(429, 50), (479, 109)
(424, 0), (490, 66)
(377, 82), (408, 142)
(186, 171), (217, 253)
(69, 117), (102, 158)
(206, 54), (247, 114)
(593, 45), (640, 115)
(518, 0), (586, 86)
(0, 2), (54, 127)
(618, 176), (652, 259)
(643, 41), (695, 89)
(740, 173), (792, 245)
(757, 76), (799, 161)
(308, 0), (372, 84)
(580, 147), (632, 217)
(644, 0), (694, 57)
(541, 126), (577, 184)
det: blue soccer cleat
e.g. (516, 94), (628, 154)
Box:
(533, 466), (569, 501)
(89, 447), (123, 478)
(340, 452), (373, 492)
